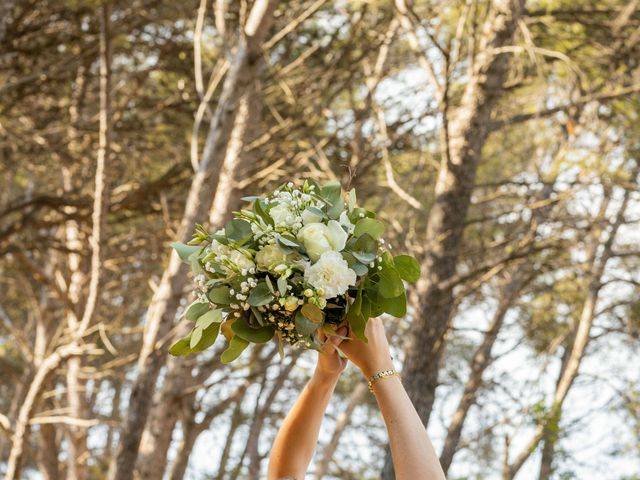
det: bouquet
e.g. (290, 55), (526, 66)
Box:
(169, 179), (420, 363)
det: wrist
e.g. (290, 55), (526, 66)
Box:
(361, 357), (395, 379)
(311, 368), (340, 388)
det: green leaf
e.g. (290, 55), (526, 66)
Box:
(195, 309), (222, 329)
(191, 322), (221, 352)
(351, 262), (369, 276)
(378, 251), (405, 298)
(254, 199), (274, 226)
(231, 316), (276, 343)
(225, 219), (252, 242)
(393, 255), (421, 282)
(348, 188), (357, 211)
(378, 266), (404, 298)
(189, 326), (203, 349)
(278, 236), (302, 248)
(321, 181), (342, 206)
(352, 251), (375, 264)
(221, 335), (250, 364)
(306, 206), (327, 219)
(345, 291), (367, 342)
(354, 218), (385, 240)
(301, 303), (324, 323)
(184, 301), (209, 321)
(171, 242), (200, 263)
(247, 282), (274, 307)
(327, 198), (345, 219)
(169, 335), (192, 356)
(265, 275), (275, 294)
(208, 286), (232, 305)
(381, 291), (407, 317)
(277, 277), (288, 297)
(295, 310), (319, 335)
(275, 237), (295, 254)
(353, 232), (377, 253)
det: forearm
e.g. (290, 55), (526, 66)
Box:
(268, 371), (338, 479)
(372, 377), (445, 480)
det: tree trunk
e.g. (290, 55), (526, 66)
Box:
(383, 1), (526, 477)
(504, 166), (636, 478)
(439, 272), (524, 474)
(3, 3), (111, 477)
(107, 3), (278, 479)
(136, 67), (264, 479)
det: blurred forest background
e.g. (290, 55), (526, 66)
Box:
(1, 0), (640, 479)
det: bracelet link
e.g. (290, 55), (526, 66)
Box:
(367, 369), (400, 392)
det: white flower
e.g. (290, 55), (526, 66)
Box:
(229, 250), (254, 272)
(297, 220), (348, 261)
(282, 296), (299, 312)
(339, 211), (355, 234)
(304, 251), (356, 299)
(301, 208), (324, 225)
(255, 244), (288, 270)
(269, 203), (296, 227)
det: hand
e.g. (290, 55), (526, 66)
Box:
(339, 317), (394, 378)
(314, 325), (349, 381)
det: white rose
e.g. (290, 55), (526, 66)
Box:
(297, 220), (348, 261)
(255, 244), (287, 270)
(303, 251), (356, 299)
(228, 250), (255, 272)
(339, 211), (355, 234)
(301, 208), (324, 225)
(269, 203), (296, 226)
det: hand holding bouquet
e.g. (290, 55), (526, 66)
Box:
(169, 179), (420, 363)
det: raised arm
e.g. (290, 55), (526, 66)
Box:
(340, 317), (446, 480)
(267, 326), (348, 480)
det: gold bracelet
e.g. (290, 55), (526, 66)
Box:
(367, 369), (400, 392)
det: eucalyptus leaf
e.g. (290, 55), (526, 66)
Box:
(189, 326), (203, 349)
(191, 322), (221, 352)
(195, 309), (222, 329)
(208, 286), (232, 305)
(345, 292), (367, 342)
(381, 291), (407, 317)
(225, 219), (252, 242)
(301, 303), (324, 323)
(277, 277), (288, 296)
(351, 262), (369, 276)
(231, 316), (276, 343)
(295, 310), (319, 335)
(321, 181), (342, 206)
(247, 282), (274, 306)
(348, 188), (357, 211)
(184, 301), (209, 321)
(354, 218), (385, 240)
(378, 266), (404, 298)
(352, 251), (375, 264)
(168, 335), (192, 356)
(221, 335), (250, 364)
(171, 242), (200, 263)
(265, 275), (275, 294)
(393, 255), (421, 282)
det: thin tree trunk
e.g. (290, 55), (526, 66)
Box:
(3, 3), (111, 477)
(439, 272), (524, 474)
(37, 393), (60, 480)
(504, 166), (636, 478)
(136, 80), (263, 478)
(107, 3), (278, 479)
(383, 1), (526, 477)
